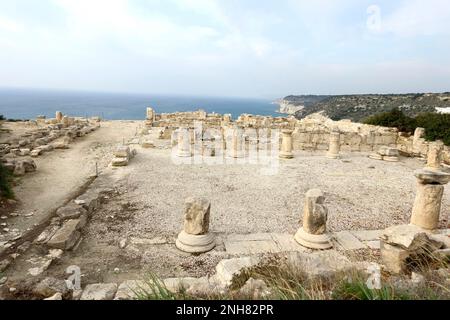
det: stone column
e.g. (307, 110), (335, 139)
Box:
(413, 127), (426, 155)
(228, 127), (244, 158)
(326, 131), (341, 159)
(425, 142), (443, 171)
(176, 197), (215, 253)
(294, 189), (332, 249)
(62, 116), (70, 127)
(146, 107), (155, 126)
(177, 128), (192, 157)
(279, 130), (294, 159)
(410, 169), (450, 230)
(56, 111), (63, 122)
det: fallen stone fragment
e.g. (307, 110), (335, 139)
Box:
(47, 219), (81, 250)
(81, 283), (118, 300)
(44, 293), (63, 300)
(34, 277), (71, 298)
(56, 203), (87, 220)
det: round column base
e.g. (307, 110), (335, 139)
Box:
(294, 228), (333, 250)
(279, 152), (294, 159)
(176, 231), (216, 253)
(326, 153), (340, 159)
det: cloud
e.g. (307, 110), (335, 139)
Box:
(0, 15), (24, 33)
(382, 0), (450, 37)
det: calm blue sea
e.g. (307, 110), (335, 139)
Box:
(0, 88), (280, 120)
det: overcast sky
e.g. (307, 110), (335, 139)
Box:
(1, 0), (449, 98)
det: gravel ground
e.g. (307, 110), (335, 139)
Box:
(87, 130), (450, 243)
(35, 126), (450, 281)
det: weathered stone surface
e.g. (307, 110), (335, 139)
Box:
(47, 219), (81, 250)
(164, 277), (210, 293)
(238, 278), (272, 299)
(114, 280), (147, 300)
(111, 157), (129, 167)
(426, 142), (443, 171)
(212, 257), (260, 287)
(302, 189), (328, 235)
(333, 231), (367, 250)
(114, 146), (130, 158)
(279, 129), (294, 159)
(294, 189), (332, 250)
(183, 197), (211, 235)
(176, 231), (215, 253)
(351, 229), (383, 241)
(19, 148), (30, 156)
(13, 162), (25, 176)
(411, 183), (444, 230)
(44, 292), (63, 300)
(140, 140), (154, 148)
(378, 146), (399, 157)
(287, 250), (363, 279)
(380, 224), (444, 274)
(326, 131), (340, 159)
(56, 203), (87, 220)
(414, 169), (450, 185)
(33, 277), (70, 298)
(52, 141), (69, 149)
(80, 283), (118, 300)
(30, 149), (42, 157)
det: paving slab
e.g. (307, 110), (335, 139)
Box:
(333, 231), (367, 250)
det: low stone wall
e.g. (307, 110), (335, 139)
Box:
(146, 108), (448, 163)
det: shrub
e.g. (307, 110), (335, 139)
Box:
(0, 115), (5, 121)
(415, 113), (450, 146)
(363, 109), (450, 146)
(0, 162), (14, 199)
(363, 108), (417, 133)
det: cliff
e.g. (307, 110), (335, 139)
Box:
(281, 93), (450, 122)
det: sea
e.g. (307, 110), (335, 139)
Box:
(0, 88), (281, 121)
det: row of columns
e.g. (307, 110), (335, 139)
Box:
(175, 127), (342, 160)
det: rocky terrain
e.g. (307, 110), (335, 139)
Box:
(278, 93), (450, 121)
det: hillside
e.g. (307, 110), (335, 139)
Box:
(280, 93), (450, 122)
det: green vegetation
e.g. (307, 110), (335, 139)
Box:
(364, 108), (450, 146)
(0, 115), (5, 121)
(0, 162), (14, 199)
(363, 108), (417, 133)
(135, 257), (449, 301)
(290, 93), (450, 121)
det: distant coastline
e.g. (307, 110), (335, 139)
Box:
(0, 88), (279, 120)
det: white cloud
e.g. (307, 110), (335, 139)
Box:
(382, 0), (450, 37)
(0, 15), (24, 33)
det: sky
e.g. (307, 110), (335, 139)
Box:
(0, 0), (450, 98)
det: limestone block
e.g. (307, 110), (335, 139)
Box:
(114, 146), (131, 158)
(333, 231), (367, 250)
(56, 203), (87, 221)
(114, 280), (147, 300)
(183, 197), (211, 235)
(380, 242), (410, 274)
(81, 283), (118, 300)
(47, 219), (81, 250)
(111, 157), (129, 167)
(287, 250), (362, 279)
(212, 257), (260, 287)
(414, 169), (450, 185)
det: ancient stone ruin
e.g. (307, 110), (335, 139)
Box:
(294, 189), (332, 250)
(176, 197), (216, 253)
